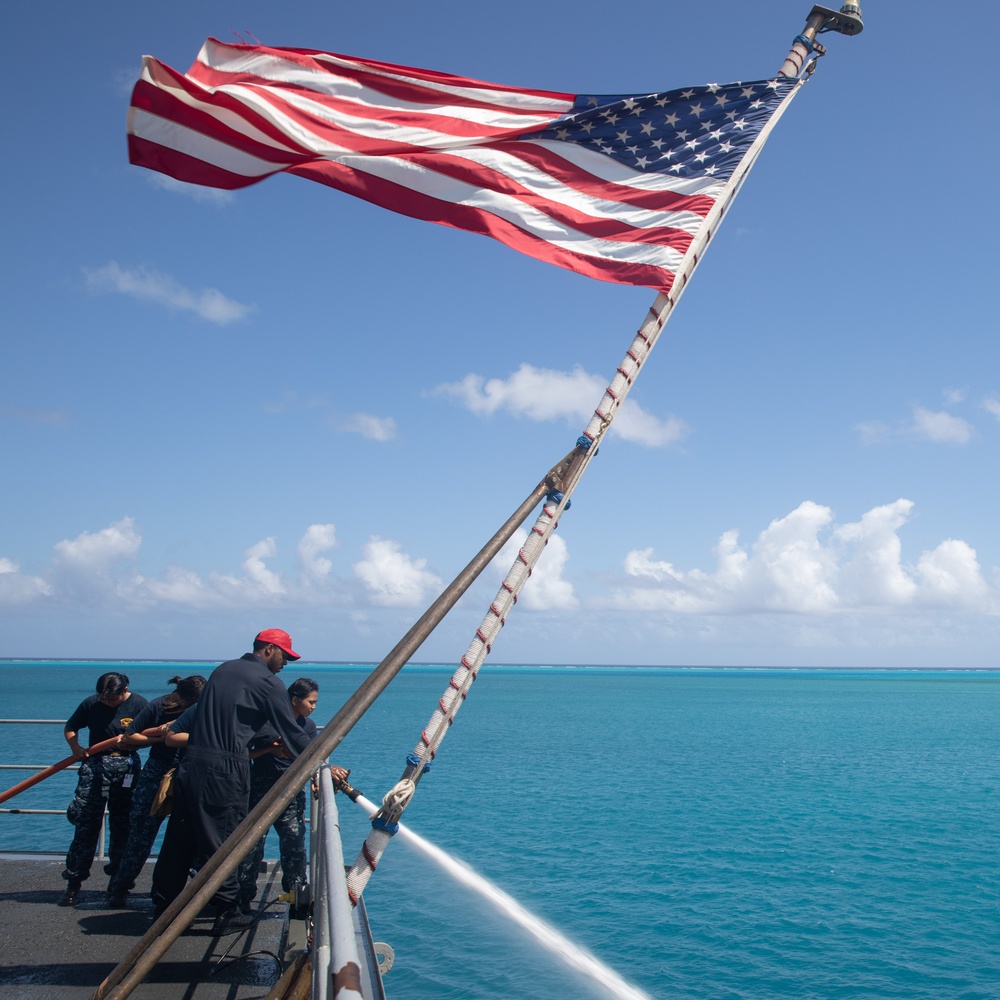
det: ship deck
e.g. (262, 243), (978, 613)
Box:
(0, 854), (300, 1000)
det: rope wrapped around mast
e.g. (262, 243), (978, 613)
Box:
(345, 69), (812, 906)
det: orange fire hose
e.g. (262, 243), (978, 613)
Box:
(0, 736), (124, 805)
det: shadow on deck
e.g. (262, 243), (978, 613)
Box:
(0, 855), (292, 1000)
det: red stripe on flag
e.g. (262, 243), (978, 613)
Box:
(126, 134), (260, 189)
(288, 159), (677, 290)
(194, 39), (575, 114)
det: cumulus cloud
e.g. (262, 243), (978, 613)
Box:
(857, 392), (984, 446)
(911, 407), (972, 444)
(609, 500), (997, 616)
(54, 518), (142, 568)
(338, 413), (397, 442)
(0, 557), (53, 603)
(1, 521), (348, 611)
(298, 524), (336, 584)
(353, 536), (443, 607)
(84, 262), (254, 325)
(433, 363), (686, 447)
(493, 529), (579, 612)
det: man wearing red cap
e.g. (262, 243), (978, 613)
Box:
(150, 629), (316, 934)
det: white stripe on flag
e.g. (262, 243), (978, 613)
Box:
(127, 108), (292, 178)
(334, 152), (686, 270)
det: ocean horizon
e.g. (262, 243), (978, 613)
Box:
(2, 660), (998, 998)
(4, 657), (999, 673)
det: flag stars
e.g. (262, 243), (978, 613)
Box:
(534, 78), (792, 178)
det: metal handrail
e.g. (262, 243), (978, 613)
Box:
(0, 720), (107, 860)
(312, 763), (364, 1000)
(0, 719), (66, 724)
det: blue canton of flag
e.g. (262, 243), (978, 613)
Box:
(526, 78), (798, 182)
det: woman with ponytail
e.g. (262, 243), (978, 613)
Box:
(59, 673), (150, 907)
(105, 674), (206, 907)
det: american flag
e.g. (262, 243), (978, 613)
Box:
(127, 39), (801, 291)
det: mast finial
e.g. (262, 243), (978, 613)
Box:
(778, 3), (863, 77)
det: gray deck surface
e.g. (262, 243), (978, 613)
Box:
(0, 855), (292, 1000)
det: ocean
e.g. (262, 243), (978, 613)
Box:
(2, 661), (998, 999)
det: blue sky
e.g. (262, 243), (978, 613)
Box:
(3, 1), (998, 667)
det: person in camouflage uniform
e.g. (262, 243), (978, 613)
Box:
(60, 673), (149, 906)
(237, 677), (320, 912)
(106, 674), (206, 907)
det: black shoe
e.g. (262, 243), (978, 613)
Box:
(107, 892), (129, 909)
(211, 907), (254, 936)
(58, 882), (81, 907)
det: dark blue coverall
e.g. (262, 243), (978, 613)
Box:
(150, 654), (311, 914)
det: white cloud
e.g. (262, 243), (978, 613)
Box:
(911, 407), (972, 444)
(353, 537), (443, 608)
(298, 524), (336, 584)
(944, 387), (966, 405)
(83, 262), (254, 324)
(493, 529), (578, 612)
(339, 413), (397, 441)
(433, 363), (686, 447)
(54, 517), (142, 567)
(147, 174), (236, 206)
(608, 500), (997, 616)
(855, 420), (891, 446)
(834, 500), (917, 605)
(241, 538), (284, 596)
(916, 539), (991, 607)
(0, 557), (53, 602)
(984, 396), (1000, 421)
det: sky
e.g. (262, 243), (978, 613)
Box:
(2, 0), (998, 668)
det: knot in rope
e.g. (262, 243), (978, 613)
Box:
(380, 777), (416, 820)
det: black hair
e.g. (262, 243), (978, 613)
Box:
(96, 672), (129, 697)
(287, 677), (319, 701)
(162, 675), (207, 713)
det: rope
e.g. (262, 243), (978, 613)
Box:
(343, 74), (811, 906)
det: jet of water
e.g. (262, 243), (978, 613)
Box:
(354, 794), (655, 1000)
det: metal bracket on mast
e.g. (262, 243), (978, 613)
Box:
(810, 3), (864, 37)
(779, 3), (863, 77)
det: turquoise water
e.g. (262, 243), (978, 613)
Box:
(2, 662), (998, 999)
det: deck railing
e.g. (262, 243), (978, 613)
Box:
(0, 718), (108, 860)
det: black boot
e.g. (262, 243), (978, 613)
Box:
(210, 905), (254, 936)
(58, 881), (81, 907)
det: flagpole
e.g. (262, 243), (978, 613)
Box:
(342, 7), (866, 900)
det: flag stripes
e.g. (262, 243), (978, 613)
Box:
(127, 39), (800, 290)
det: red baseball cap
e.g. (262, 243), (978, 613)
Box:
(255, 628), (301, 660)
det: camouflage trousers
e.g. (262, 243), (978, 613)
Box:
(237, 770), (308, 907)
(107, 756), (172, 897)
(62, 752), (141, 884)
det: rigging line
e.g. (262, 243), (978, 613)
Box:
(344, 76), (811, 906)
